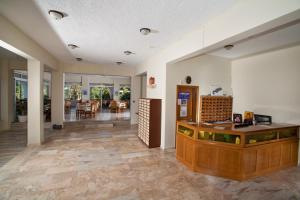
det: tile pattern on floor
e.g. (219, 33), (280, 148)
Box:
(0, 130), (26, 167)
(0, 126), (300, 200)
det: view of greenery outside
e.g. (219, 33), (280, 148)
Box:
(44, 81), (50, 98)
(64, 84), (82, 100)
(119, 86), (131, 101)
(15, 82), (22, 100)
(90, 87), (111, 100)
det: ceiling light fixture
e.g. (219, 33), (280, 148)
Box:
(116, 62), (124, 65)
(140, 28), (151, 35)
(76, 58), (82, 61)
(224, 44), (234, 50)
(48, 10), (65, 20)
(124, 51), (134, 55)
(68, 44), (79, 49)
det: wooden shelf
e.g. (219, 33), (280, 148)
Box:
(200, 96), (232, 123)
(138, 98), (161, 148)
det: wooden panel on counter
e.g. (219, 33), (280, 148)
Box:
(176, 120), (299, 180)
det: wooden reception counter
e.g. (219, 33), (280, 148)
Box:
(176, 121), (299, 180)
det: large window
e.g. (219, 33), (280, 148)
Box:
(90, 87), (111, 100)
(15, 79), (28, 100)
(64, 83), (82, 100)
(119, 86), (131, 101)
(44, 80), (51, 98)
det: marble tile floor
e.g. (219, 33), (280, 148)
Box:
(0, 126), (300, 200)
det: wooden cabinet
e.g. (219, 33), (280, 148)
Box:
(176, 121), (299, 180)
(138, 98), (161, 148)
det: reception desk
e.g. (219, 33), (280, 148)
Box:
(176, 121), (299, 180)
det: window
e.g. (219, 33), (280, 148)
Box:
(64, 83), (82, 100)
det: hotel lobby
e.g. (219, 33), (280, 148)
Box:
(0, 0), (300, 199)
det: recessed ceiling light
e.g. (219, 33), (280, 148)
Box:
(224, 44), (234, 50)
(48, 10), (65, 20)
(116, 61), (124, 65)
(124, 51), (134, 55)
(68, 44), (79, 49)
(76, 58), (82, 61)
(140, 28), (151, 35)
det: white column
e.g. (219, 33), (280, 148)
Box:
(0, 59), (10, 131)
(113, 79), (121, 101)
(27, 59), (44, 145)
(81, 75), (90, 101)
(51, 70), (64, 126)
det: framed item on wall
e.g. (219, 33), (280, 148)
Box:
(148, 76), (156, 88)
(82, 89), (88, 96)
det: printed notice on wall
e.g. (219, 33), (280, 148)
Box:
(177, 99), (181, 105)
(180, 105), (187, 117)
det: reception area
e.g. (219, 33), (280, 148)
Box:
(0, 0), (300, 199)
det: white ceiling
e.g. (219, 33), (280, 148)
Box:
(208, 21), (300, 59)
(0, 0), (237, 67)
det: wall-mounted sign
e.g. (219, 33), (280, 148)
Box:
(178, 92), (190, 117)
(178, 92), (190, 100)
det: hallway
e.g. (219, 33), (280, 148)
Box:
(1, 126), (300, 200)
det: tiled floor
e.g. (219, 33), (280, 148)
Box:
(0, 130), (26, 167)
(0, 126), (300, 200)
(64, 108), (131, 122)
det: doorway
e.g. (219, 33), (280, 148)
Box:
(63, 73), (131, 122)
(176, 85), (199, 122)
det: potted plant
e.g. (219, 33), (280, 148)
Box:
(16, 99), (27, 123)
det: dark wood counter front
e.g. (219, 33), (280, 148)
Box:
(176, 121), (299, 180)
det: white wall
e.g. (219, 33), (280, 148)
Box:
(165, 55), (231, 148)
(64, 74), (131, 85)
(232, 45), (300, 124)
(135, 0), (300, 149)
(141, 75), (147, 98)
(60, 62), (134, 77)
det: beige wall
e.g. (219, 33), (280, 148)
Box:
(0, 15), (58, 69)
(231, 45), (300, 124)
(59, 62), (134, 77)
(165, 55), (231, 148)
(0, 57), (27, 131)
